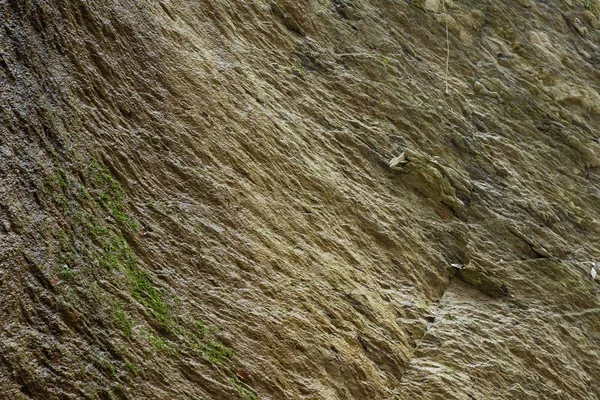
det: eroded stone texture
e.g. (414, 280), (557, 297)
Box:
(0, 0), (599, 399)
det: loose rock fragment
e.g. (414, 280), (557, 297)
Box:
(390, 148), (472, 219)
(389, 152), (408, 168)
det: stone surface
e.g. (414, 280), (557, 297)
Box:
(0, 0), (599, 399)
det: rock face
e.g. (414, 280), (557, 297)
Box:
(1, 0), (599, 399)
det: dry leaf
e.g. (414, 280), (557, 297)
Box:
(236, 368), (249, 381)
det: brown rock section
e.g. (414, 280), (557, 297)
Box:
(0, 0), (599, 399)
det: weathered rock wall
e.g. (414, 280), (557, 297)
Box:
(1, 0), (599, 399)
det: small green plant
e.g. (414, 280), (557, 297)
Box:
(95, 230), (171, 329)
(416, 300), (430, 312)
(202, 341), (235, 365)
(55, 194), (69, 209)
(125, 362), (139, 377)
(128, 269), (171, 329)
(231, 377), (260, 400)
(584, 0), (600, 14)
(112, 303), (133, 336)
(84, 221), (109, 241)
(193, 320), (207, 336)
(88, 160), (139, 231)
(148, 333), (172, 353)
(77, 187), (93, 202)
(59, 264), (75, 280)
(50, 169), (68, 189)
(99, 235), (136, 271)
